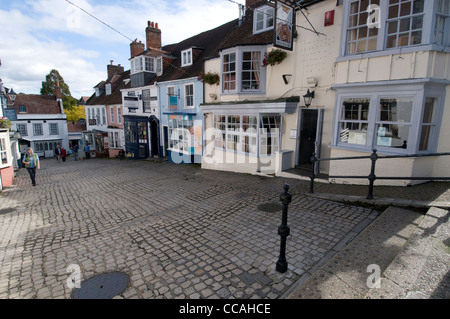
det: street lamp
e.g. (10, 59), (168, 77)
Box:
(303, 89), (315, 108)
(8, 88), (17, 104)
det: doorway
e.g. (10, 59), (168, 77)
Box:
(149, 116), (160, 158)
(297, 108), (323, 171)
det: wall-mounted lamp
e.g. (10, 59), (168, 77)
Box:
(282, 74), (292, 85)
(8, 88), (17, 104)
(209, 93), (217, 100)
(303, 89), (315, 108)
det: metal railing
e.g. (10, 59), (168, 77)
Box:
(310, 149), (450, 200)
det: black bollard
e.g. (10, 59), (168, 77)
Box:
(276, 184), (292, 273)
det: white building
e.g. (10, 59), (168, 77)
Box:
(9, 84), (69, 158)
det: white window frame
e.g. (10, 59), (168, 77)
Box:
(17, 124), (27, 136)
(332, 83), (446, 154)
(181, 49), (193, 67)
(340, 0), (449, 58)
(142, 89), (152, 113)
(0, 136), (10, 167)
(253, 5), (275, 34)
(213, 114), (261, 156)
(221, 46), (266, 95)
(102, 108), (106, 125)
(110, 107), (115, 123)
(105, 83), (112, 96)
(33, 123), (43, 136)
(184, 83), (195, 109)
(131, 56), (163, 75)
(49, 123), (59, 135)
(434, 0), (450, 46)
(118, 107), (122, 124)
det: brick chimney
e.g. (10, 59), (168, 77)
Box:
(55, 81), (64, 113)
(146, 21), (162, 50)
(107, 60), (125, 79)
(55, 81), (62, 100)
(130, 39), (145, 58)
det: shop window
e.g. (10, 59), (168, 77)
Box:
(0, 138), (8, 165)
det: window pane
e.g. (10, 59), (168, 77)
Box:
(339, 98), (370, 145)
(379, 98), (413, 122)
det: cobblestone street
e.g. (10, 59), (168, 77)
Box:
(0, 157), (379, 299)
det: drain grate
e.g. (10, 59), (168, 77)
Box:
(257, 202), (282, 213)
(71, 271), (130, 299)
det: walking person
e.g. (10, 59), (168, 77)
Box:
(55, 145), (62, 162)
(73, 144), (79, 161)
(22, 147), (40, 186)
(84, 143), (90, 159)
(61, 147), (67, 162)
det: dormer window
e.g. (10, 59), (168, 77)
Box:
(95, 88), (101, 97)
(105, 83), (112, 96)
(182, 49), (193, 67)
(131, 56), (163, 75)
(253, 5), (275, 34)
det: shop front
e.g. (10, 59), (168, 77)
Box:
(124, 116), (149, 159)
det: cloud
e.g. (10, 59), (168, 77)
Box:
(0, 0), (242, 97)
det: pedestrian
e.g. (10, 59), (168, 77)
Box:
(61, 147), (67, 162)
(73, 144), (79, 161)
(22, 147), (40, 186)
(55, 145), (62, 162)
(84, 143), (90, 159)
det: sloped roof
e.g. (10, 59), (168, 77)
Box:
(11, 94), (62, 114)
(67, 121), (87, 132)
(86, 70), (130, 106)
(218, 1), (274, 51)
(155, 18), (239, 82)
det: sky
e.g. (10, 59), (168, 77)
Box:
(0, 0), (245, 98)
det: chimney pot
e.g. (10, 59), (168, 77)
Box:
(155, 23), (158, 29)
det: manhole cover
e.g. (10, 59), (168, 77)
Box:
(257, 202), (282, 213)
(71, 272), (130, 299)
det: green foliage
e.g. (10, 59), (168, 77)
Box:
(40, 69), (77, 110)
(65, 105), (86, 122)
(197, 72), (220, 85)
(0, 117), (11, 129)
(262, 49), (287, 67)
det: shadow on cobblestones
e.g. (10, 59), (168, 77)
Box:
(3, 157), (443, 299)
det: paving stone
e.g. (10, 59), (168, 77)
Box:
(0, 158), (384, 300)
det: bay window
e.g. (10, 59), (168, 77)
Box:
(213, 114), (278, 156)
(343, 0), (448, 56)
(222, 47), (266, 94)
(333, 84), (445, 154)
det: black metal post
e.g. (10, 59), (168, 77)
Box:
(310, 153), (317, 194)
(367, 149), (378, 200)
(276, 184), (292, 273)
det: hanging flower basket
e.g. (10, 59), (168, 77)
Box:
(197, 72), (220, 85)
(0, 117), (11, 129)
(263, 49), (287, 67)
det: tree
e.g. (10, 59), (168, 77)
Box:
(40, 69), (77, 110)
(65, 105), (86, 123)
